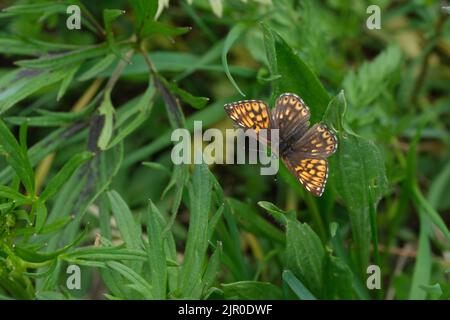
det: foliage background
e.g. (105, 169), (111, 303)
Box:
(0, 0), (449, 300)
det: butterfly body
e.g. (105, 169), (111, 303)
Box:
(224, 93), (338, 197)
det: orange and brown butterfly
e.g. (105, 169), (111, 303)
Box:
(224, 93), (338, 197)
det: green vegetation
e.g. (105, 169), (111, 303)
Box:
(0, 0), (449, 300)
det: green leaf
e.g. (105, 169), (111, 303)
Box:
(0, 37), (73, 56)
(324, 92), (387, 275)
(168, 81), (209, 109)
(262, 24), (329, 123)
(161, 164), (189, 236)
(106, 84), (155, 149)
(107, 190), (142, 250)
(33, 200), (48, 232)
(98, 93), (116, 150)
(411, 186), (450, 243)
(0, 3), (66, 17)
(285, 218), (325, 298)
(202, 242), (222, 295)
(78, 54), (116, 81)
(282, 270), (316, 300)
(419, 283), (442, 297)
(14, 230), (86, 263)
(146, 200), (167, 299)
(62, 247), (147, 263)
(178, 162), (212, 298)
(40, 151), (93, 202)
(106, 261), (153, 299)
(0, 118), (35, 195)
(130, 0), (158, 35)
(6, 102), (96, 127)
(0, 69), (67, 114)
(323, 255), (354, 299)
(222, 281), (282, 300)
(103, 9), (126, 47)
(229, 199), (285, 245)
(141, 21), (191, 38)
(142, 162), (171, 176)
(57, 65), (80, 101)
(222, 23), (247, 96)
(0, 186), (30, 204)
(15, 45), (111, 70)
(257, 200), (288, 226)
(343, 45), (402, 108)
(408, 127), (432, 300)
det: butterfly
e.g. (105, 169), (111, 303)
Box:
(224, 93), (338, 196)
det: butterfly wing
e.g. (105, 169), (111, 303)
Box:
(283, 157), (329, 197)
(284, 123), (337, 196)
(224, 100), (271, 133)
(291, 123), (338, 158)
(272, 93), (310, 142)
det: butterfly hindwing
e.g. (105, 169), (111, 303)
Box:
(272, 93), (310, 141)
(224, 100), (271, 133)
(292, 123), (338, 158)
(283, 157), (329, 197)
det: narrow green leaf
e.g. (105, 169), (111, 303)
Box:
(230, 199), (286, 244)
(103, 9), (126, 47)
(408, 127), (432, 300)
(179, 162), (212, 298)
(168, 81), (209, 109)
(222, 23), (247, 96)
(0, 118), (35, 195)
(15, 45), (111, 70)
(40, 151), (93, 202)
(0, 69), (67, 114)
(130, 0), (158, 35)
(141, 21), (191, 38)
(106, 84), (155, 149)
(282, 270), (316, 300)
(6, 103), (96, 127)
(57, 65), (80, 101)
(0, 186), (30, 204)
(257, 200), (288, 226)
(0, 3), (66, 17)
(419, 283), (442, 297)
(142, 162), (171, 176)
(14, 230), (86, 263)
(106, 261), (153, 299)
(98, 93), (116, 150)
(202, 242), (222, 294)
(34, 200), (48, 232)
(107, 190), (142, 250)
(147, 200), (167, 299)
(78, 54), (116, 81)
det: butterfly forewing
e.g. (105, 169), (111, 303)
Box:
(272, 93), (310, 141)
(224, 100), (271, 133)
